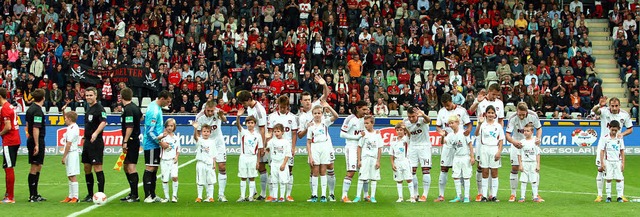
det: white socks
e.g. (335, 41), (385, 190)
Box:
(520, 182), (527, 199)
(363, 180), (369, 198)
(309, 175), (313, 195)
(287, 174), (294, 197)
(532, 182), (539, 198)
(617, 181), (624, 198)
(422, 174), (431, 197)
(454, 179), (462, 198)
(463, 179), (470, 199)
(370, 181), (377, 198)
(270, 183), (277, 199)
(510, 172), (518, 196)
(481, 178), (489, 197)
(412, 174), (419, 196)
(219, 173), (227, 197)
(312, 176), (319, 196)
(491, 178), (499, 198)
(197, 185), (204, 199)
(342, 178), (352, 198)
(606, 182), (612, 198)
(207, 184), (214, 199)
(320, 175), (327, 197)
(356, 180), (364, 198)
(438, 171), (448, 197)
(279, 183), (286, 199)
(328, 170), (336, 195)
(396, 183), (403, 199)
(173, 181), (179, 197)
(249, 181), (256, 199)
(69, 181), (78, 198)
(240, 180), (247, 198)
(163, 182), (170, 198)
(407, 182), (415, 198)
(476, 170), (483, 195)
(596, 171), (603, 196)
(260, 173), (268, 197)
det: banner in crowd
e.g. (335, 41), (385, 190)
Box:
(68, 63), (158, 90)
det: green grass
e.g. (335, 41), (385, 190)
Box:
(1, 155), (640, 216)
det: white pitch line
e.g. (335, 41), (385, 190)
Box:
(67, 159), (197, 217)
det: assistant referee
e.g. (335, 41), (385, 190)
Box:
(142, 90), (172, 203)
(119, 88), (143, 202)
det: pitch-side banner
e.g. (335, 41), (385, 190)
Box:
(68, 63), (159, 90)
(11, 123), (640, 156)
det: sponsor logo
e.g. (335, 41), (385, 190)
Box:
(571, 128), (598, 147)
(57, 128), (128, 147)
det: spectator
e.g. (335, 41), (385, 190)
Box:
(451, 88), (464, 105)
(555, 89), (571, 115)
(373, 98), (389, 117)
(426, 88), (439, 111)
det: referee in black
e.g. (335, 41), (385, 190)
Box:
(25, 88), (47, 202)
(81, 87), (108, 202)
(119, 87), (143, 202)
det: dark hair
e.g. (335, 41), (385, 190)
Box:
(0, 87), (6, 99)
(31, 88), (45, 102)
(158, 90), (172, 99)
(237, 90), (253, 103)
(245, 115), (257, 124)
(355, 100), (367, 108)
(273, 123), (284, 131)
(120, 88), (133, 101)
(486, 105), (496, 113)
(440, 93), (452, 103)
(609, 120), (621, 129)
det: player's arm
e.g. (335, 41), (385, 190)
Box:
(316, 75), (329, 102)
(463, 122), (472, 137)
(622, 119), (633, 136)
(123, 126), (133, 152)
(599, 148), (606, 170)
(174, 143), (180, 163)
(192, 122), (200, 142)
(498, 117), (504, 127)
(356, 144), (362, 168)
(535, 127), (542, 146)
(236, 107), (245, 131)
(0, 119), (10, 136)
(325, 103), (339, 122)
(518, 151), (523, 171)
(33, 124), (40, 155)
(436, 125), (446, 137)
(390, 149), (396, 171)
(62, 139), (71, 164)
(591, 98), (606, 115)
(218, 109), (228, 123)
(536, 152), (541, 172)
(497, 132), (504, 160)
(376, 146), (382, 169)
(307, 138), (313, 164)
(468, 140), (474, 164)
(340, 121), (362, 140)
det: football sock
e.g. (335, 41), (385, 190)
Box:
(454, 179), (462, 198)
(249, 181), (256, 199)
(287, 174), (293, 197)
(172, 181), (179, 197)
(356, 180), (364, 198)
(309, 174), (313, 195)
(327, 170), (336, 195)
(422, 173), (431, 197)
(476, 170), (483, 195)
(370, 181), (377, 198)
(407, 182), (415, 198)
(6, 168), (14, 200)
(363, 180), (369, 198)
(207, 184), (214, 199)
(510, 172), (518, 196)
(28, 173), (36, 197)
(68, 181), (74, 198)
(396, 183), (403, 199)
(85, 173), (94, 196)
(617, 181), (624, 198)
(532, 182), (539, 199)
(240, 181), (247, 198)
(129, 173), (139, 198)
(311, 176), (318, 197)
(520, 182), (527, 199)
(596, 171), (604, 197)
(151, 170), (158, 198)
(463, 179), (470, 199)
(320, 175), (327, 197)
(341, 178), (351, 198)
(482, 178), (489, 197)
(260, 172), (268, 197)
(96, 171), (105, 193)
(72, 181), (79, 198)
(438, 171), (448, 197)
(270, 183), (277, 199)
(606, 182), (612, 198)
(219, 173), (227, 197)
(412, 174), (418, 196)
(163, 182), (170, 199)
(197, 185), (204, 199)
(143, 170), (153, 198)
(491, 178), (499, 198)
(35, 172), (41, 195)
(280, 183), (286, 199)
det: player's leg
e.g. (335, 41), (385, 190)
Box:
(279, 167), (289, 201)
(195, 163), (204, 202)
(341, 146), (357, 202)
(286, 163), (294, 201)
(82, 163), (94, 202)
(93, 146), (106, 195)
(354, 159), (367, 202)
(68, 175), (79, 202)
(217, 162), (228, 202)
(311, 164), (320, 201)
(452, 178), (461, 202)
(268, 164), (278, 201)
(327, 150), (336, 201)
(490, 168), (500, 201)
(161, 161), (171, 201)
(481, 165), (490, 201)
(320, 164), (328, 201)
(475, 141), (483, 201)
(122, 141), (140, 201)
(616, 179), (624, 202)
(240, 178), (248, 201)
(595, 159), (604, 202)
(437, 146), (452, 202)
(509, 152), (519, 202)
(532, 173), (540, 202)
(171, 169), (179, 203)
(2, 146), (18, 203)
(421, 147), (432, 202)
(27, 139), (45, 202)
(206, 166), (216, 202)
(258, 161), (268, 200)
(248, 177), (256, 202)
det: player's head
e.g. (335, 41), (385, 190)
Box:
(204, 100), (216, 117)
(354, 100), (369, 117)
(406, 106), (421, 123)
(484, 105), (496, 120)
(273, 123), (284, 138)
(364, 115), (374, 131)
(85, 87), (98, 105)
(301, 91), (312, 110)
(523, 123), (534, 138)
(157, 90), (173, 107)
(165, 118), (176, 133)
(237, 90), (254, 107)
(395, 122), (408, 137)
(447, 114), (461, 131)
(0, 87), (6, 100)
(120, 87), (133, 101)
(32, 88), (45, 103)
(609, 120), (621, 136)
(487, 83), (500, 100)
(516, 102), (529, 120)
(63, 111), (78, 125)
(277, 95), (290, 114)
(440, 93), (454, 110)
(245, 115), (257, 130)
(200, 124), (212, 139)
(608, 97), (621, 114)
(312, 105), (324, 121)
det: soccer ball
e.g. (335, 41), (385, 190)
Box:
(93, 192), (107, 205)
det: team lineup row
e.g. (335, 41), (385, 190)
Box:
(0, 80), (631, 204)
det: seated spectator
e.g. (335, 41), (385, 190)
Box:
(426, 88), (439, 111)
(570, 90), (588, 115)
(373, 98), (389, 117)
(451, 88), (465, 105)
(555, 89), (571, 115)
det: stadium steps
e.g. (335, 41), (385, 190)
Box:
(586, 19), (631, 112)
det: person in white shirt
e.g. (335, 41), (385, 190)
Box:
(569, 0), (583, 13)
(598, 120), (626, 203)
(195, 101), (229, 202)
(267, 95), (298, 201)
(192, 123), (218, 203)
(445, 114), (474, 203)
(160, 118), (180, 203)
(266, 124), (292, 202)
(307, 102), (339, 202)
(339, 100), (370, 203)
(353, 116), (383, 203)
(517, 123), (542, 202)
(235, 110), (262, 202)
(505, 102), (542, 202)
(373, 98), (389, 117)
(390, 123), (415, 203)
(475, 105), (504, 202)
(237, 90), (269, 200)
(403, 107), (432, 202)
(61, 111), (80, 203)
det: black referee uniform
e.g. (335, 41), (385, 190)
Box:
(25, 103), (45, 201)
(121, 101), (142, 201)
(82, 102), (107, 200)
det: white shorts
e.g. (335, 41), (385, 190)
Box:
(604, 161), (624, 180)
(270, 161), (290, 184)
(65, 152), (80, 177)
(393, 159), (412, 182)
(440, 145), (454, 167)
(408, 145), (432, 168)
(510, 146), (521, 166)
(238, 155), (259, 178)
(519, 162), (539, 183)
(161, 159), (179, 182)
(451, 156), (473, 179)
(358, 157), (381, 181)
(196, 161), (217, 185)
(345, 145), (358, 171)
(311, 142), (333, 165)
(216, 142), (227, 163)
(480, 146), (502, 169)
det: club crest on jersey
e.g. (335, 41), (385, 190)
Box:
(88, 115), (93, 121)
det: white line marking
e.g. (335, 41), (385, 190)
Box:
(67, 159), (197, 217)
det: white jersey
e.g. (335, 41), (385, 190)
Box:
(390, 136), (409, 161)
(359, 130), (383, 158)
(307, 119), (334, 143)
(267, 137), (292, 162)
(341, 114), (365, 147)
(519, 138), (541, 162)
(476, 98), (505, 119)
(478, 121), (505, 147)
(297, 100), (322, 132)
(505, 111), (541, 141)
(598, 134), (625, 162)
(247, 101), (268, 127)
(436, 105), (471, 134)
(63, 123), (80, 152)
(268, 111), (298, 141)
(599, 107), (633, 136)
(196, 112), (223, 138)
(239, 128), (262, 156)
(161, 134), (180, 160)
(195, 138), (217, 164)
(446, 130), (471, 156)
(403, 117), (431, 146)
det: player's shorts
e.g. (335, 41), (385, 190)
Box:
(358, 157), (381, 181)
(196, 161), (217, 185)
(510, 146), (521, 166)
(604, 160), (624, 181)
(144, 148), (162, 166)
(27, 138), (45, 165)
(479, 145), (502, 169)
(216, 140), (227, 163)
(2, 146), (19, 168)
(311, 141), (333, 165)
(65, 151), (80, 177)
(82, 142), (105, 165)
(475, 138), (482, 162)
(161, 159), (179, 182)
(440, 145), (454, 167)
(238, 155), (259, 178)
(269, 160), (290, 184)
(345, 145), (358, 171)
(393, 159), (412, 182)
(519, 161), (539, 183)
(451, 156), (473, 179)
(124, 140), (140, 164)
(408, 145), (432, 168)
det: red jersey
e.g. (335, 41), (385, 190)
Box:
(1, 102), (20, 146)
(270, 79), (284, 95)
(168, 71), (181, 86)
(284, 79), (299, 90)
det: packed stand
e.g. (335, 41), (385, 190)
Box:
(610, 1), (640, 121)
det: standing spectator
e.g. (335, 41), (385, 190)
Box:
(347, 55), (363, 81)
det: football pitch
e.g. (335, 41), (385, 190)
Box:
(1, 155), (639, 216)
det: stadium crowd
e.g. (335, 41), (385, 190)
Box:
(0, 0), (624, 119)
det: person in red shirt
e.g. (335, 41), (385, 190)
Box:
(284, 72), (299, 91)
(168, 68), (182, 87)
(397, 68), (411, 86)
(563, 70), (576, 93)
(37, 75), (53, 90)
(270, 73), (284, 95)
(387, 80), (400, 93)
(0, 87), (20, 203)
(66, 18), (80, 38)
(216, 98), (232, 114)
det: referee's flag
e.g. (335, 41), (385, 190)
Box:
(113, 152), (126, 171)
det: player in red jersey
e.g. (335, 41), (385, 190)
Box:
(0, 87), (21, 203)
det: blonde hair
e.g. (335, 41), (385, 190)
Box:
(447, 114), (460, 124)
(164, 118), (176, 132)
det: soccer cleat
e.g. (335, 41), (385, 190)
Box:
(475, 194), (483, 202)
(410, 197), (417, 203)
(419, 195), (428, 202)
(364, 196), (371, 202)
(278, 198), (285, 202)
(33, 195), (47, 202)
(370, 197), (377, 203)
(265, 196), (276, 202)
(490, 197), (500, 202)
(329, 194), (336, 202)
(28, 196), (37, 203)
(319, 196), (327, 202)
(154, 197), (163, 203)
(621, 196), (629, 202)
(536, 195), (545, 202)
(144, 196), (155, 203)
(219, 195), (228, 202)
(463, 197), (470, 203)
(60, 197), (72, 203)
(433, 196), (445, 202)
(160, 198), (169, 203)
(206, 197), (215, 203)
(126, 197), (140, 203)
(534, 198), (542, 203)
(606, 197), (612, 203)
(480, 197), (488, 202)
(120, 195), (131, 202)
(518, 198), (525, 203)
(236, 198), (245, 202)
(286, 196), (295, 202)
(508, 195), (516, 202)
(247, 197), (255, 202)
(82, 195), (93, 203)
(617, 197), (624, 203)
(396, 198), (404, 203)
(256, 195), (266, 201)
(68, 198), (78, 203)
(195, 198), (203, 203)
(306, 196), (314, 202)
(594, 196), (603, 202)
(449, 197), (461, 203)
(310, 196), (318, 202)
(2, 198), (16, 204)
(352, 197), (361, 203)
(171, 196), (178, 203)
(342, 196), (352, 203)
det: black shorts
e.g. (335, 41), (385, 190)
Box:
(124, 140), (140, 164)
(27, 138), (45, 165)
(2, 146), (19, 168)
(82, 142), (105, 165)
(144, 148), (161, 166)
